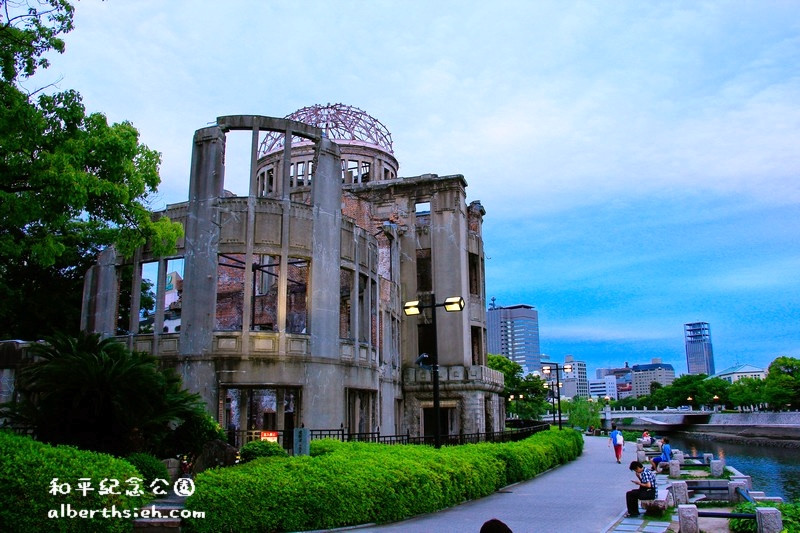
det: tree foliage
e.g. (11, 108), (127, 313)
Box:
(1, 332), (209, 456)
(565, 396), (602, 430)
(487, 354), (550, 419)
(611, 356), (800, 412)
(763, 356), (800, 410)
(487, 353), (523, 395)
(0, 0), (183, 339)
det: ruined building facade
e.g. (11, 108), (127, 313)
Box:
(81, 105), (503, 442)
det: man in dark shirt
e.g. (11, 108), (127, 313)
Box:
(626, 460), (657, 517)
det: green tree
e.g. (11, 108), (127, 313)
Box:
(565, 396), (601, 430)
(0, 0), (183, 339)
(728, 377), (765, 411)
(665, 374), (708, 407)
(514, 373), (551, 419)
(1, 332), (208, 456)
(486, 355), (551, 419)
(763, 356), (800, 410)
(702, 377), (731, 408)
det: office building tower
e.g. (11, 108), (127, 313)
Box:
(631, 358), (675, 398)
(487, 301), (541, 373)
(596, 364), (633, 399)
(589, 375), (618, 400)
(560, 354), (588, 398)
(684, 322), (715, 375)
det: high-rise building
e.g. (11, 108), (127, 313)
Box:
(487, 301), (541, 373)
(685, 322), (715, 375)
(561, 354), (588, 398)
(596, 364), (633, 399)
(631, 358), (675, 398)
(589, 375), (618, 400)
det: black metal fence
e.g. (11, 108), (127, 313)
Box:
(230, 420), (550, 451)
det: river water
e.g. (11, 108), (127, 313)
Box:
(665, 434), (800, 503)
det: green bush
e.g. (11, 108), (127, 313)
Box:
(158, 410), (226, 458)
(309, 437), (346, 457)
(125, 453), (170, 493)
(184, 428), (583, 532)
(0, 431), (152, 532)
(730, 500), (800, 533)
(239, 440), (288, 462)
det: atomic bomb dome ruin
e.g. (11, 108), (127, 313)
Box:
(81, 104), (503, 445)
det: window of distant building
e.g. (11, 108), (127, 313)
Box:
(416, 249), (432, 292)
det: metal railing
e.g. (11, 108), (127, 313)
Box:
(228, 421), (550, 451)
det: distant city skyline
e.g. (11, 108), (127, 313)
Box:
(36, 2), (799, 375)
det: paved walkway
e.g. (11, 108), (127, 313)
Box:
(353, 436), (675, 533)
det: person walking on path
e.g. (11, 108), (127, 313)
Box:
(625, 460), (656, 517)
(608, 423), (624, 463)
(365, 435), (637, 532)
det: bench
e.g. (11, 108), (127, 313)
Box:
(639, 486), (670, 515)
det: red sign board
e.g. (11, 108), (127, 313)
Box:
(260, 431), (279, 442)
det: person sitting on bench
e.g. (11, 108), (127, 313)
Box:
(651, 437), (671, 472)
(626, 460), (657, 517)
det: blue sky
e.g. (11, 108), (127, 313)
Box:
(32, 1), (799, 376)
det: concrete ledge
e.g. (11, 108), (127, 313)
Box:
(640, 486), (670, 514)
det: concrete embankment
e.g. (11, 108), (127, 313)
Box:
(625, 412), (800, 448)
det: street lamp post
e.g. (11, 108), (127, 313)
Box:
(403, 293), (465, 449)
(509, 394), (524, 418)
(542, 362), (572, 430)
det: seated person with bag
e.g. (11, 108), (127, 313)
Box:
(626, 460), (657, 517)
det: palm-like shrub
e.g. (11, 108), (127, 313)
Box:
(2, 332), (208, 456)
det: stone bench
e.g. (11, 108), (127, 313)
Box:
(639, 485), (670, 515)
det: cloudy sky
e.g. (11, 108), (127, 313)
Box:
(33, 1), (799, 375)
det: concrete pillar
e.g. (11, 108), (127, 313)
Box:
(673, 450), (685, 464)
(678, 504), (699, 533)
(731, 475), (752, 490)
(637, 449), (647, 462)
(669, 459), (681, 478)
(81, 247), (118, 336)
(671, 481), (689, 505)
(180, 125), (225, 356)
(429, 183), (470, 366)
(711, 459), (724, 477)
(308, 136), (342, 359)
(602, 405), (611, 430)
(276, 389), (285, 432)
(237, 390), (248, 432)
(756, 507), (782, 533)
(729, 481), (747, 502)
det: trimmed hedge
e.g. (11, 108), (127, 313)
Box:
(125, 452), (170, 493)
(239, 440), (288, 462)
(0, 431), (152, 532)
(185, 428), (582, 532)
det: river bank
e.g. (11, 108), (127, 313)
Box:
(620, 411), (800, 447)
(674, 430), (800, 449)
(665, 433), (800, 503)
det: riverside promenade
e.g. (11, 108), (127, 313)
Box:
(358, 435), (663, 533)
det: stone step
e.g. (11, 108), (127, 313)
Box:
(133, 517), (181, 531)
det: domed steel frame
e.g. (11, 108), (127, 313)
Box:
(260, 103), (394, 155)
